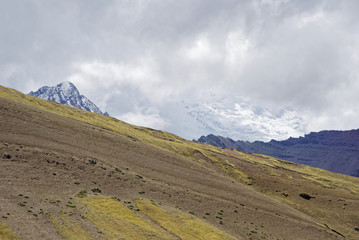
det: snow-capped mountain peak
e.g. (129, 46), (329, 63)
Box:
(29, 82), (108, 116)
(58, 81), (77, 96)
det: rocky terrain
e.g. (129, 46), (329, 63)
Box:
(1, 85), (359, 239)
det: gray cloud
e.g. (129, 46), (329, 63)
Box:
(1, 0), (359, 136)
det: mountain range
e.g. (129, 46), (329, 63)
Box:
(197, 130), (359, 177)
(29, 81), (108, 116)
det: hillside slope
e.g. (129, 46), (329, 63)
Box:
(0, 86), (358, 240)
(197, 132), (359, 177)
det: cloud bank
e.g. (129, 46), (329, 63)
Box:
(1, 0), (359, 138)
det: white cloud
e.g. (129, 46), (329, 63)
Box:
(184, 36), (219, 61)
(118, 107), (168, 130)
(296, 11), (328, 29)
(0, 64), (37, 92)
(66, 57), (171, 108)
(225, 30), (252, 67)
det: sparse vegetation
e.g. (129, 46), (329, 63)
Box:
(76, 190), (87, 198)
(88, 158), (97, 165)
(110, 196), (121, 202)
(91, 188), (101, 193)
(50, 213), (91, 239)
(0, 221), (19, 239)
(78, 196), (173, 239)
(135, 199), (237, 239)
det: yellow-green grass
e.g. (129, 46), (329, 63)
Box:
(0, 221), (19, 240)
(235, 151), (359, 194)
(78, 196), (173, 240)
(135, 199), (237, 240)
(76, 196), (237, 240)
(50, 212), (92, 240)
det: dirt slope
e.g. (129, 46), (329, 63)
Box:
(0, 86), (358, 240)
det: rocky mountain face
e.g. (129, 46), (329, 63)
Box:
(29, 81), (108, 116)
(197, 129), (359, 177)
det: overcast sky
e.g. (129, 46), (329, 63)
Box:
(1, 0), (359, 138)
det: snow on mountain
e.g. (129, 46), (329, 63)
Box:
(29, 81), (108, 116)
(163, 94), (306, 142)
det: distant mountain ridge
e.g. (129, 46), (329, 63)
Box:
(29, 81), (108, 116)
(197, 129), (359, 177)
